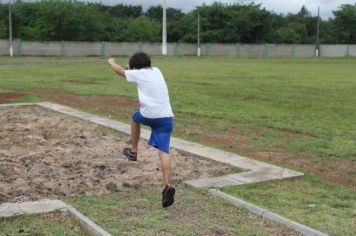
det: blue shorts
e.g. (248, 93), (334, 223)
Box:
(132, 111), (173, 154)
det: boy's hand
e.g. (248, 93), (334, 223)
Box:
(107, 57), (116, 65)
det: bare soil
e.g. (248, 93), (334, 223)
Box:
(0, 93), (23, 104)
(0, 106), (235, 203)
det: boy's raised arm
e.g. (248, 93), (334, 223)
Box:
(107, 57), (126, 78)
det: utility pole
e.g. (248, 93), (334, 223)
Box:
(8, 0), (13, 57)
(162, 0), (167, 56)
(197, 10), (201, 57)
(316, 5), (320, 58)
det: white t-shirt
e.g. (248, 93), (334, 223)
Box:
(125, 67), (174, 119)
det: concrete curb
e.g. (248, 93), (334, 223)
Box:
(209, 189), (329, 236)
(0, 102), (34, 107)
(67, 206), (112, 236)
(0, 199), (67, 218)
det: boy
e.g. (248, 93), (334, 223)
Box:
(107, 52), (175, 208)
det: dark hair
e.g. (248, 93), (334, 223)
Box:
(129, 52), (151, 69)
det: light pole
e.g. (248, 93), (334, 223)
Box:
(197, 10), (201, 57)
(316, 5), (320, 57)
(162, 0), (167, 56)
(8, 0), (13, 57)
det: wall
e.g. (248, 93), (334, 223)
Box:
(0, 39), (355, 58)
(320, 45), (348, 57)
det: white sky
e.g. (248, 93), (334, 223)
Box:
(2, 0), (355, 19)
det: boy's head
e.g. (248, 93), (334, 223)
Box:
(129, 52), (151, 69)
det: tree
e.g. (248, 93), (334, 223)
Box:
(297, 5), (310, 18)
(146, 6), (184, 22)
(176, 3), (274, 43)
(123, 17), (160, 42)
(333, 4), (356, 43)
(146, 6), (161, 20)
(274, 27), (301, 43)
(0, 4), (7, 38)
(319, 20), (337, 44)
(145, 5), (185, 42)
(109, 4), (142, 18)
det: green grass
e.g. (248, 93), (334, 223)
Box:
(1, 57), (355, 158)
(0, 88), (13, 93)
(11, 94), (45, 103)
(0, 56), (103, 65)
(64, 186), (299, 236)
(223, 175), (356, 236)
(168, 58), (356, 158)
(0, 212), (87, 236)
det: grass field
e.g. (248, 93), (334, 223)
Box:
(0, 212), (86, 235)
(1, 56), (355, 235)
(223, 175), (356, 235)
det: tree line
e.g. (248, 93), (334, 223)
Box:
(0, 1), (355, 44)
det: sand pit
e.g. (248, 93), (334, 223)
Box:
(0, 105), (235, 203)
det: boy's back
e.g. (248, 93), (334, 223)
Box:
(125, 67), (174, 119)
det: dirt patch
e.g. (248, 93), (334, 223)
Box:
(251, 150), (356, 186)
(0, 93), (23, 104)
(24, 88), (138, 121)
(0, 106), (235, 203)
(61, 80), (102, 85)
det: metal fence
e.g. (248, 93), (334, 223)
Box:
(0, 39), (355, 57)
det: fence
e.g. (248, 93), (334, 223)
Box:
(0, 39), (355, 58)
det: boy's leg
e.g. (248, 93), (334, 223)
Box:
(131, 119), (140, 153)
(158, 150), (172, 187)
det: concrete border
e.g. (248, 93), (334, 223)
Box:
(0, 102), (34, 107)
(67, 206), (111, 236)
(0, 199), (67, 218)
(0, 200), (112, 236)
(209, 189), (329, 236)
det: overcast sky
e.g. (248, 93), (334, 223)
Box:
(2, 0), (355, 19)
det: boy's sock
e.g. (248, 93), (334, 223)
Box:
(123, 148), (137, 161)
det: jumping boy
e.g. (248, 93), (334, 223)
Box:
(107, 52), (175, 208)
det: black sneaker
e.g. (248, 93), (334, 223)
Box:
(123, 148), (137, 161)
(162, 186), (175, 208)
